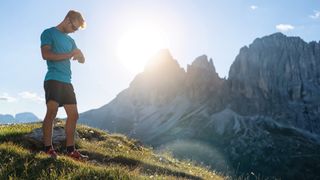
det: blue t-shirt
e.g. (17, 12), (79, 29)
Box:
(40, 27), (77, 83)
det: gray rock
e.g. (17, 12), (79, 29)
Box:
(24, 126), (79, 147)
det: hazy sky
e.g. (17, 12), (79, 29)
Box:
(1, 0), (320, 118)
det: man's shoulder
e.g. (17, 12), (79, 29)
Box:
(42, 27), (56, 35)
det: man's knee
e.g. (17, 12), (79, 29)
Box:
(64, 104), (79, 121)
(45, 110), (58, 121)
(45, 107), (58, 120)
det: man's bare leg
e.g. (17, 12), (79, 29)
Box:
(64, 104), (79, 147)
(64, 104), (88, 160)
(43, 100), (59, 147)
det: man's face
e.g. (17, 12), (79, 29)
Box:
(67, 18), (81, 33)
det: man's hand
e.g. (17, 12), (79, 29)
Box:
(72, 49), (85, 64)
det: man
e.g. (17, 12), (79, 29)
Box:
(40, 10), (87, 160)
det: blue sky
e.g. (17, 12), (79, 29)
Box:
(1, 0), (320, 118)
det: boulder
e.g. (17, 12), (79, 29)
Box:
(24, 125), (79, 149)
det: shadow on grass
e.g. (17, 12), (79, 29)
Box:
(0, 146), (132, 179)
(82, 150), (203, 180)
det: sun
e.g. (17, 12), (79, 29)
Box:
(117, 24), (169, 73)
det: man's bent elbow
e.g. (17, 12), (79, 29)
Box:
(41, 53), (51, 60)
(42, 55), (47, 60)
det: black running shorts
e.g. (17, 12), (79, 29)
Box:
(44, 80), (77, 107)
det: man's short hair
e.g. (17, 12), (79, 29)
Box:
(65, 10), (86, 29)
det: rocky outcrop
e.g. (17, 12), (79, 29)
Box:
(24, 123), (79, 149)
(25, 127), (66, 146)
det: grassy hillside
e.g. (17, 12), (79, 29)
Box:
(0, 121), (223, 179)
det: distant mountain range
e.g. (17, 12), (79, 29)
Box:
(79, 33), (320, 179)
(0, 112), (39, 124)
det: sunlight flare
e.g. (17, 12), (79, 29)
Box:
(117, 24), (169, 73)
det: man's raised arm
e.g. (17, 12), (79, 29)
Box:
(41, 45), (79, 61)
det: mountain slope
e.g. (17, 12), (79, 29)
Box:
(0, 122), (221, 179)
(79, 33), (320, 179)
(0, 114), (14, 124)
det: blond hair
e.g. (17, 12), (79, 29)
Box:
(65, 10), (86, 29)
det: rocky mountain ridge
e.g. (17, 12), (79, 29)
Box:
(228, 33), (320, 133)
(0, 112), (39, 124)
(79, 33), (320, 179)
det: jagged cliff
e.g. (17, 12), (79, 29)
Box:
(79, 33), (320, 179)
(228, 33), (320, 133)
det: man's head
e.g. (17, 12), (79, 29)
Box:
(63, 10), (86, 33)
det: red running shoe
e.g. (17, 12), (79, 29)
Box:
(45, 148), (58, 159)
(67, 150), (88, 160)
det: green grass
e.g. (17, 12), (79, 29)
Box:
(0, 122), (223, 180)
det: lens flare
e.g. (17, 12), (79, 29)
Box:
(117, 24), (169, 73)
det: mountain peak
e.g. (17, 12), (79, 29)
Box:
(144, 49), (175, 72)
(250, 32), (305, 50)
(259, 32), (287, 41)
(15, 112), (39, 122)
(188, 55), (216, 73)
(152, 49), (172, 59)
(268, 32), (286, 37)
(129, 48), (186, 105)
